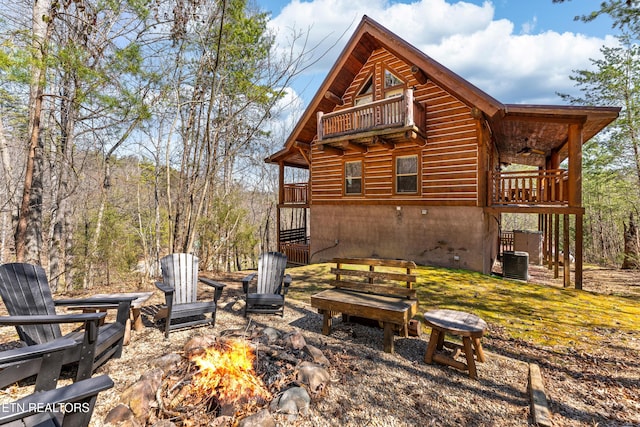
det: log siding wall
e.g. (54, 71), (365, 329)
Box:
(312, 48), (479, 205)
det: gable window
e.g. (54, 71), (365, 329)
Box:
(396, 155), (418, 194)
(345, 160), (363, 195)
(355, 75), (373, 105)
(384, 69), (404, 98)
(384, 69), (403, 88)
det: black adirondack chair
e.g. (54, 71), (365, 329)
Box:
(0, 263), (135, 384)
(0, 338), (113, 427)
(155, 253), (226, 338)
(242, 252), (291, 317)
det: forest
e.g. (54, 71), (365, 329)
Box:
(0, 0), (639, 290)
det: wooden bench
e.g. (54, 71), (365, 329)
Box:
(310, 258), (419, 353)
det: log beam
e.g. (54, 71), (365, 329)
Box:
(316, 143), (344, 156)
(336, 140), (367, 153)
(324, 91), (344, 105)
(373, 135), (395, 150)
(411, 65), (428, 85)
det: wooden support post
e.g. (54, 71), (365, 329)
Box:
(575, 213), (583, 290)
(567, 123), (583, 207)
(568, 123), (583, 289)
(404, 88), (414, 127)
(316, 111), (324, 141)
(553, 214), (560, 279)
(541, 214), (547, 265)
(546, 214), (553, 270)
(563, 214), (571, 288)
(277, 162), (284, 251)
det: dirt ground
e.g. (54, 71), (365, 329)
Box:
(526, 262), (640, 297)
(0, 264), (638, 426)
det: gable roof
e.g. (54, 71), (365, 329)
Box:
(266, 15), (620, 168)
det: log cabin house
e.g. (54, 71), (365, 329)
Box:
(265, 16), (620, 288)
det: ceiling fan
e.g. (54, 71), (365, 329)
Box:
(517, 146), (545, 157)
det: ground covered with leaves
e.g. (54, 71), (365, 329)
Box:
(0, 263), (638, 426)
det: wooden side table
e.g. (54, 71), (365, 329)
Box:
(423, 309), (487, 379)
(68, 292), (154, 345)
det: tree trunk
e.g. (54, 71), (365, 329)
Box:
(15, 0), (54, 262)
(24, 136), (44, 265)
(49, 76), (76, 291)
(621, 212), (640, 269)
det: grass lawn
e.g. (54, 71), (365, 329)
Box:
(284, 263), (639, 354)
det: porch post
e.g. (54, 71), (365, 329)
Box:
(404, 88), (414, 127)
(277, 161), (284, 252)
(563, 214), (570, 288)
(553, 214), (560, 279)
(568, 123), (583, 289)
(575, 213), (583, 290)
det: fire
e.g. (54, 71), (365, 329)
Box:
(189, 339), (272, 405)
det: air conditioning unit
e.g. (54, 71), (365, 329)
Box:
(502, 251), (529, 281)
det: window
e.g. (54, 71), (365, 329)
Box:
(355, 75), (373, 105)
(345, 160), (363, 195)
(396, 155), (418, 193)
(384, 69), (404, 99)
(384, 69), (403, 88)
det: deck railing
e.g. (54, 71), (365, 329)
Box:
(282, 183), (309, 204)
(279, 242), (310, 265)
(317, 89), (425, 140)
(491, 169), (569, 205)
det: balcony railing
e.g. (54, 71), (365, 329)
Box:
(282, 183), (309, 205)
(317, 89), (425, 141)
(491, 169), (569, 205)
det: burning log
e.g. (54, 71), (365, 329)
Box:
(107, 327), (333, 426)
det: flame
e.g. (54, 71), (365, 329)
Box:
(189, 339), (272, 404)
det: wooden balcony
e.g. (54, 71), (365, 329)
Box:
(317, 89), (426, 146)
(491, 169), (569, 206)
(282, 183), (309, 205)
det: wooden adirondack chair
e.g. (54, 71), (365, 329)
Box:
(0, 338), (113, 427)
(242, 252), (291, 317)
(154, 253), (226, 338)
(0, 263), (135, 384)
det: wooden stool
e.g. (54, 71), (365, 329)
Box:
(423, 309), (487, 379)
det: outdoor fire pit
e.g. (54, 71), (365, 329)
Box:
(106, 327), (332, 426)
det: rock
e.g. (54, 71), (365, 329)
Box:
(150, 353), (182, 372)
(282, 330), (306, 350)
(237, 409), (276, 427)
(150, 421), (177, 427)
(120, 369), (164, 421)
(297, 362), (331, 394)
(183, 335), (217, 357)
(104, 403), (140, 426)
(270, 386), (311, 421)
(261, 327), (281, 344)
(303, 344), (330, 366)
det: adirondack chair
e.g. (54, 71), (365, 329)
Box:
(242, 252), (291, 317)
(0, 263), (135, 383)
(155, 253), (226, 338)
(0, 338), (113, 427)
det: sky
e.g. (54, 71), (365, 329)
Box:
(255, 0), (619, 114)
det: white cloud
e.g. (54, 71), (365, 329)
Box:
(266, 0), (618, 105)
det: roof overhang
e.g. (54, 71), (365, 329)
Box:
(490, 105), (621, 167)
